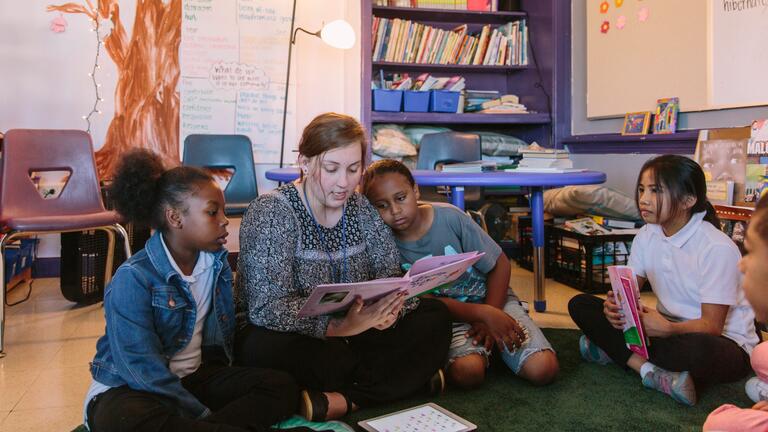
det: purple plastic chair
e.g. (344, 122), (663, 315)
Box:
(0, 129), (131, 356)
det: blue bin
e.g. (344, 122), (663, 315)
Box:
(372, 89), (403, 112)
(4, 238), (37, 285)
(429, 90), (461, 113)
(403, 91), (430, 112)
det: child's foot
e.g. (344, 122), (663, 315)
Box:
(641, 368), (697, 406)
(578, 335), (612, 365)
(746, 377), (768, 403)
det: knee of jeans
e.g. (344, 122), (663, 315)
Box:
(448, 354), (486, 389)
(518, 350), (559, 386)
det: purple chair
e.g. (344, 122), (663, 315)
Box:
(0, 129), (131, 356)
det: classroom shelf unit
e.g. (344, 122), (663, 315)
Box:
(361, 1), (571, 148)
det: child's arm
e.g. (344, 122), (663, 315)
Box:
(484, 253), (512, 310)
(641, 303), (729, 337)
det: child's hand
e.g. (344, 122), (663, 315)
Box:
(639, 305), (671, 337)
(478, 306), (526, 353)
(603, 291), (625, 330)
(467, 322), (493, 351)
(753, 401), (768, 412)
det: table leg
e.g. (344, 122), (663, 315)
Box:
(530, 187), (547, 312)
(450, 186), (465, 211)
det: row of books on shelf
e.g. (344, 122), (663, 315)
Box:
(374, 0), (502, 11)
(378, 72), (466, 91)
(372, 17), (528, 66)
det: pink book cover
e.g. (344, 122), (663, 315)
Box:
(467, 0), (491, 11)
(297, 251), (484, 317)
(607, 266), (650, 360)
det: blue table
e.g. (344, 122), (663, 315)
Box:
(265, 168), (607, 312)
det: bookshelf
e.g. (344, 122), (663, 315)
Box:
(361, 1), (572, 148)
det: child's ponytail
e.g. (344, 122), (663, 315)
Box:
(110, 150), (164, 227)
(110, 149), (213, 232)
(702, 201), (722, 230)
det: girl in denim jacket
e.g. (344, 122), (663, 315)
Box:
(83, 150), (305, 432)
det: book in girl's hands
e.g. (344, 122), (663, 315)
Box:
(297, 251), (485, 317)
(607, 266), (649, 360)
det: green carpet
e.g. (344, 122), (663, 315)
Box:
(71, 329), (753, 431)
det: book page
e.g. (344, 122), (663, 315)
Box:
(408, 251), (481, 277)
(297, 278), (405, 317)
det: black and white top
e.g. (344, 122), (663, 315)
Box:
(235, 183), (411, 339)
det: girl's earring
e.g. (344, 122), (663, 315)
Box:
(302, 166), (309, 174)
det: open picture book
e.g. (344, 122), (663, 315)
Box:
(607, 266), (650, 360)
(297, 251), (485, 317)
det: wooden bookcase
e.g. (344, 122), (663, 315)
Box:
(360, 0), (572, 148)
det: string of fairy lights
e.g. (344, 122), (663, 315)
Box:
(82, 15), (104, 134)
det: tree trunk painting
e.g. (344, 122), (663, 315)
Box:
(47, 0), (181, 180)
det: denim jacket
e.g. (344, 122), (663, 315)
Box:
(89, 232), (235, 419)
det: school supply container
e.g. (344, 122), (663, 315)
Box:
(429, 90), (461, 113)
(403, 91), (430, 112)
(4, 238), (37, 288)
(372, 89), (403, 112)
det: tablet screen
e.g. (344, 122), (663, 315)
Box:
(359, 403), (476, 432)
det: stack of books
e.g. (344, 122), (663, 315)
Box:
(465, 93), (527, 113)
(513, 149), (582, 173)
(440, 160), (518, 173)
(372, 17), (528, 66)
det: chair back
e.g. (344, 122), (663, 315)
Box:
(0, 129), (106, 222)
(416, 132), (482, 170)
(183, 134), (258, 215)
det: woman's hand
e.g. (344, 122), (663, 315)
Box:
(753, 401), (768, 412)
(640, 305), (672, 338)
(327, 290), (406, 337)
(469, 305), (525, 352)
(603, 291), (625, 330)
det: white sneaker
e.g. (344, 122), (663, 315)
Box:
(745, 377), (768, 403)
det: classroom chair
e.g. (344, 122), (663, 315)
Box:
(183, 134), (258, 216)
(0, 129), (131, 356)
(416, 131), (483, 206)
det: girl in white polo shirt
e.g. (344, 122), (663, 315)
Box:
(569, 155), (758, 406)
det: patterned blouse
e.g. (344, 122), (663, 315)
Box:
(235, 183), (414, 339)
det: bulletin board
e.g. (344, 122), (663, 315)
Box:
(586, 0), (768, 119)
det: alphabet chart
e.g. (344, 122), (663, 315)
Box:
(359, 403), (476, 432)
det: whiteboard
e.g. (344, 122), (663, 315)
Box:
(180, 0), (294, 163)
(586, 0), (768, 119)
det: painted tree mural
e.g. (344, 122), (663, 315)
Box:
(47, 0), (181, 179)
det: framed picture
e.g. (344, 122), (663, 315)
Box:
(653, 97), (680, 134)
(621, 111), (652, 135)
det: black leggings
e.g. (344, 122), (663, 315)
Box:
(87, 365), (298, 432)
(568, 294), (752, 390)
(235, 298), (452, 407)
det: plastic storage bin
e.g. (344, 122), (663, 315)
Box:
(372, 89), (403, 112)
(429, 90), (460, 113)
(547, 225), (635, 294)
(4, 238), (37, 287)
(403, 90), (430, 112)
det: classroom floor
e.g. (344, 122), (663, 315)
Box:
(0, 265), (658, 431)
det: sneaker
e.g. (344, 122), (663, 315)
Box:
(745, 377), (768, 403)
(641, 369), (697, 406)
(579, 335), (612, 365)
(427, 369), (446, 396)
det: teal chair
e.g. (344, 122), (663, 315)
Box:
(183, 134), (258, 216)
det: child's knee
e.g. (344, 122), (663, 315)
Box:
(752, 342), (768, 380)
(518, 350), (559, 386)
(447, 354), (486, 389)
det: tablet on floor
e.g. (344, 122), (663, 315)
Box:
(358, 402), (477, 432)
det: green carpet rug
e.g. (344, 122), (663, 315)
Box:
(72, 328), (753, 431)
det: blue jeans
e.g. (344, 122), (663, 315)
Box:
(447, 292), (554, 374)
